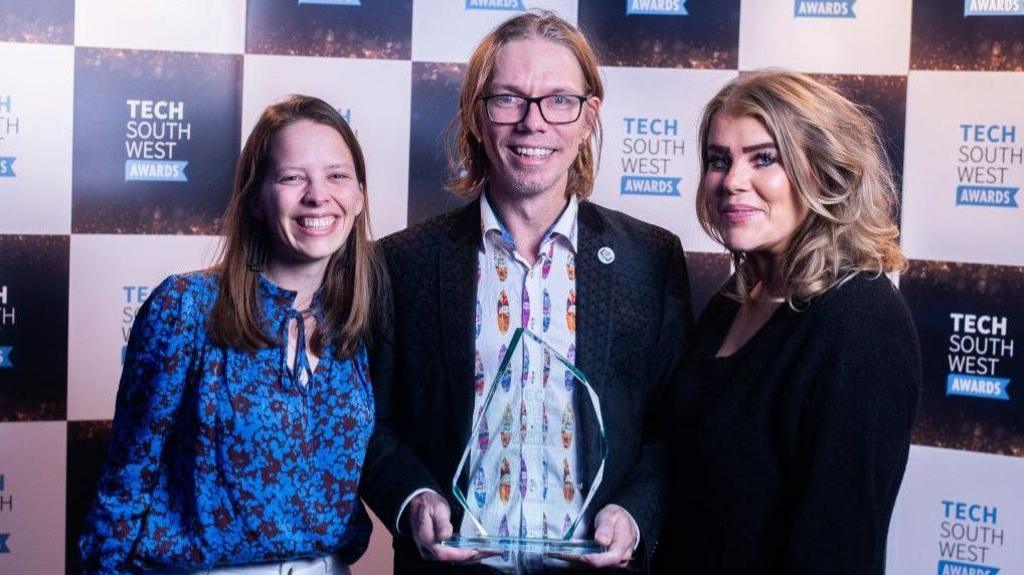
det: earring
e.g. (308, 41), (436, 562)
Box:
(246, 232), (267, 272)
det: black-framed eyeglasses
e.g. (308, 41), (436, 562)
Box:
(479, 94), (589, 125)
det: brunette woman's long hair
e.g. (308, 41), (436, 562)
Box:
(211, 94), (388, 359)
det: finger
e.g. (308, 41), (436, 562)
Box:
(545, 551), (583, 563)
(412, 508), (439, 559)
(593, 509), (620, 547)
(430, 544), (495, 563)
(578, 518), (633, 568)
(431, 502), (454, 542)
(413, 507), (436, 542)
(574, 549), (622, 568)
(605, 516), (636, 566)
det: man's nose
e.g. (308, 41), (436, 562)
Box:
(519, 100), (548, 131)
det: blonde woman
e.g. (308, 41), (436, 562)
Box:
(662, 71), (921, 573)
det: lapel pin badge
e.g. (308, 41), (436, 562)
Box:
(597, 246), (615, 265)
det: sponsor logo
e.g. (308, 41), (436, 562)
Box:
(956, 124), (1021, 208)
(0, 474), (11, 554)
(794, 0), (856, 18)
(1, 285), (14, 368)
(937, 501), (1004, 574)
(946, 374), (1010, 400)
(964, 0), (1024, 16)
(626, 0), (688, 16)
(946, 313), (1014, 401)
(124, 99), (191, 183)
(619, 117), (684, 196)
(121, 285), (152, 364)
(465, 0), (525, 11)
(0, 95), (20, 178)
(335, 107), (357, 136)
(0, 474), (10, 512)
(955, 186), (1018, 208)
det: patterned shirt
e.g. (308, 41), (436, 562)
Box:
(460, 194), (583, 570)
(79, 272), (374, 574)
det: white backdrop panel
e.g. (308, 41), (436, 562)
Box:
(67, 234), (220, 421)
(74, 0), (247, 54)
(902, 71), (1024, 267)
(412, 0), (578, 64)
(592, 66), (735, 254)
(887, 445), (1024, 574)
(241, 54), (412, 238)
(0, 421), (67, 573)
(0, 42), (74, 235)
(738, 0), (913, 74)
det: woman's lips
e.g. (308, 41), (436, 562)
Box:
(295, 215), (338, 234)
(721, 204), (760, 224)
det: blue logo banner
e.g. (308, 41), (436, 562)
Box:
(937, 559), (999, 575)
(0, 156), (15, 178)
(0, 346), (12, 368)
(626, 0), (688, 16)
(621, 176), (681, 196)
(298, 0), (361, 5)
(946, 373), (1011, 400)
(124, 160), (189, 182)
(964, 1), (1024, 16)
(955, 185), (1019, 207)
(465, 0), (526, 10)
(794, 0), (856, 18)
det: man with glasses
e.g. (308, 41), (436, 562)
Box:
(362, 11), (692, 574)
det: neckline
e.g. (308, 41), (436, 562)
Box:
(257, 273), (325, 319)
(707, 296), (790, 362)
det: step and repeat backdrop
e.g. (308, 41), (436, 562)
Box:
(0, 0), (1021, 573)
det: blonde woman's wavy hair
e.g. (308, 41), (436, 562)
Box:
(446, 10), (604, 200)
(695, 70), (906, 307)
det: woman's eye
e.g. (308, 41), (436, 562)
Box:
(707, 154), (730, 171)
(279, 174), (303, 183)
(331, 172), (352, 180)
(754, 152), (778, 167)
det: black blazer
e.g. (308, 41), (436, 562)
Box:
(361, 199), (692, 573)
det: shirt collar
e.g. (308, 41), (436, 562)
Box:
(479, 191), (579, 254)
(257, 273), (326, 322)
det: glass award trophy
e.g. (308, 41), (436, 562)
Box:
(445, 328), (608, 555)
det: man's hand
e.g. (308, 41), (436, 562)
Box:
(573, 504), (637, 569)
(406, 491), (495, 563)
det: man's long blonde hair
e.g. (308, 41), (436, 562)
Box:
(446, 10), (604, 200)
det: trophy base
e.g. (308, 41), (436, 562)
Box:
(443, 535), (605, 555)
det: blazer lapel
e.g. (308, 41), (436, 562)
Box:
(437, 201), (482, 467)
(574, 202), (616, 497)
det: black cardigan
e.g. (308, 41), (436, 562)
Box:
(659, 273), (920, 574)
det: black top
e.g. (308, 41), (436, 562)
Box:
(660, 273), (920, 574)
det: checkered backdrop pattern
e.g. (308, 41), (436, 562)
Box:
(0, 1), (1022, 573)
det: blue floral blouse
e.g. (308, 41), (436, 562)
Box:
(79, 272), (374, 574)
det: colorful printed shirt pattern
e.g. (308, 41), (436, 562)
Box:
(79, 273), (374, 574)
(461, 194), (584, 570)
